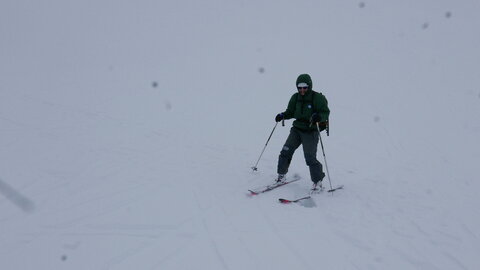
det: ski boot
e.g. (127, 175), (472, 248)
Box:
(275, 174), (286, 183)
(311, 181), (323, 191)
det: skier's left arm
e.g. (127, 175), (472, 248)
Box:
(314, 93), (330, 123)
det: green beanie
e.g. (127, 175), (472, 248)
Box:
(296, 74), (313, 91)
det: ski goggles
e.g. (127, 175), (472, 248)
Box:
(297, 83), (308, 90)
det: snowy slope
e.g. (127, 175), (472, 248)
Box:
(1, 0), (480, 269)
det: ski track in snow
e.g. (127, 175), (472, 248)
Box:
(2, 1), (480, 269)
(214, 194), (261, 267)
(256, 202), (314, 270)
(193, 191), (230, 270)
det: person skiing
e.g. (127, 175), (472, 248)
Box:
(274, 74), (330, 190)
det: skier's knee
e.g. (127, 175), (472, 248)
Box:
(280, 145), (294, 157)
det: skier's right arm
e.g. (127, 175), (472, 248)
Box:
(282, 94), (297, 120)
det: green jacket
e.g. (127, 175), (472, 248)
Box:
(283, 90), (330, 131)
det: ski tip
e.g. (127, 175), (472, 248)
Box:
(278, 198), (292, 204)
(248, 190), (258, 196)
(327, 185), (344, 193)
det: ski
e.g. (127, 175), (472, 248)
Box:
(279, 196), (311, 204)
(327, 185), (344, 193)
(248, 175), (301, 196)
(278, 185), (344, 204)
(278, 186), (321, 204)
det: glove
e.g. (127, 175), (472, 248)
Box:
(275, 113), (284, 122)
(310, 113), (321, 123)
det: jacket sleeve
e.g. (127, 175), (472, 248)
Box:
(315, 93), (330, 122)
(283, 93), (297, 120)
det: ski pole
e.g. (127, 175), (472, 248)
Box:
(316, 122), (334, 192)
(252, 122), (278, 171)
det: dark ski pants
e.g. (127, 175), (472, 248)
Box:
(277, 127), (325, 183)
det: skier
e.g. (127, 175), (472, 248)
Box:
(274, 74), (330, 190)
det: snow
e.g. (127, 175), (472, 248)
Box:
(1, 0), (480, 269)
